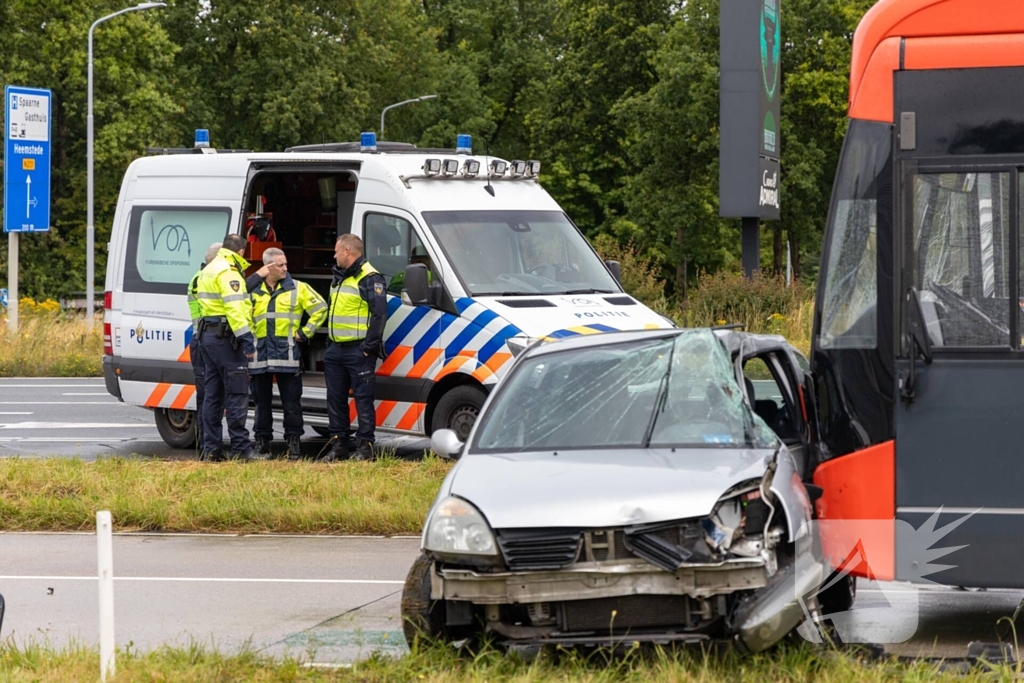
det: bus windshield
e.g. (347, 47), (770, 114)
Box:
(421, 210), (620, 296)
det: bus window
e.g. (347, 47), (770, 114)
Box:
(912, 172), (1010, 348)
(817, 121), (891, 350)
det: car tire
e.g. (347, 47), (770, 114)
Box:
(154, 408), (198, 449)
(431, 385), (486, 441)
(817, 570), (856, 615)
(401, 552), (445, 648)
(311, 425), (331, 438)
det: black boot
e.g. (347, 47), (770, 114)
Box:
(316, 436), (349, 463)
(351, 440), (374, 462)
(254, 435), (273, 459)
(285, 435), (302, 461)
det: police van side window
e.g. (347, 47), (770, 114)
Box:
(123, 206), (231, 295)
(363, 213), (435, 294)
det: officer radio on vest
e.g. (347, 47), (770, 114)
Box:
(321, 234), (388, 462)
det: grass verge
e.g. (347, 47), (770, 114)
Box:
(0, 640), (1005, 683)
(0, 456), (450, 534)
(0, 313), (102, 377)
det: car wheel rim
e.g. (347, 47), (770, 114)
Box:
(449, 405), (479, 441)
(166, 409), (191, 431)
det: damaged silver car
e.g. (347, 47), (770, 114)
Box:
(402, 328), (828, 652)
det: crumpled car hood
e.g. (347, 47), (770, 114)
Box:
(448, 448), (776, 530)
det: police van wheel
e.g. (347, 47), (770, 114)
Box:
(154, 408), (198, 449)
(431, 386), (486, 442)
(312, 425), (331, 438)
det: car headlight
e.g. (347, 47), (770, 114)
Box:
(424, 496), (498, 556)
(506, 335), (542, 357)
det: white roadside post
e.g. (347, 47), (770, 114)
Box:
(96, 510), (115, 680)
(7, 234), (17, 332)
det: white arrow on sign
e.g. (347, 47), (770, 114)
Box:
(24, 175), (37, 218)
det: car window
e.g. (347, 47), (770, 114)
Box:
(742, 353), (800, 443)
(473, 330), (779, 452)
(123, 206), (231, 295)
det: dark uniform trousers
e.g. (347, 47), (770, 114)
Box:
(189, 333), (206, 444)
(252, 373), (303, 440)
(199, 329), (251, 453)
(324, 340), (376, 443)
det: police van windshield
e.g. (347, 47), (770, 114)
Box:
(421, 210), (620, 296)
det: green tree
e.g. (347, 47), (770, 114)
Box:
(0, 0), (179, 298)
(535, 0), (672, 238)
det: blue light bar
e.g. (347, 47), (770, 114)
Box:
(194, 129), (210, 148)
(361, 132), (377, 152)
(456, 134), (472, 154)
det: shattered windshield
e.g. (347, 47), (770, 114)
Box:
(472, 330), (779, 452)
(421, 210), (620, 296)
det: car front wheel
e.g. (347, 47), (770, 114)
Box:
(400, 553), (446, 647)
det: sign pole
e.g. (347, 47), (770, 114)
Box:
(7, 232), (17, 333)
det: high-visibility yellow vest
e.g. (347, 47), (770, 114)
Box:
(187, 268), (203, 331)
(250, 275), (327, 371)
(196, 248), (253, 341)
(328, 261), (379, 342)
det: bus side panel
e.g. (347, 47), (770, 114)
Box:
(813, 441), (895, 580)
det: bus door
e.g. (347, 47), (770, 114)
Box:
(896, 160), (1024, 587)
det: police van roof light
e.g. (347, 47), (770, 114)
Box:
(423, 159), (442, 176)
(442, 159), (460, 176)
(509, 160), (527, 178)
(360, 132), (377, 152)
(456, 134), (472, 154)
(525, 160), (541, 177)
(462, 159), (481, 177)
(489, 160), (508, 177)
(194, 129), (210, 148)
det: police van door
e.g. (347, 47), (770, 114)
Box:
(352, 206), (445, 435)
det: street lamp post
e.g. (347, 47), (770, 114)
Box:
(379, 95), (437, 139)
(87, 2), (166, 330)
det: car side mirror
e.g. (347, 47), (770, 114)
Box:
(401, 263), (430, 306)
(605, 260), (622, 286)
(431, 428), (464, 459)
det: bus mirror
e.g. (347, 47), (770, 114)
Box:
(0, 592), (5, 636)
(907, 287), (933, 365)
(402, 263), (430, 306)
(902, 287), (933, 403)
(605, 260), (622, 285)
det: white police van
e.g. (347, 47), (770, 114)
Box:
(102, 131), (673, 448)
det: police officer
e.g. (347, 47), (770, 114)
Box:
(196, 233), (261, 461)
(248, 248), (328, 460)
(322, 234), (388, 461)
(187, 242), (223, 453)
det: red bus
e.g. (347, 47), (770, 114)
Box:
(811, 0), (1024, 589)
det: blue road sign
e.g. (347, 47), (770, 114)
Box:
(0, 289), (7, 308)
(4, 85), (52, 233)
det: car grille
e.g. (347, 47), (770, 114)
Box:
(496, 528), (581, 570)
(559, 594), (718, 632)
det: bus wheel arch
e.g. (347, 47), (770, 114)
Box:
(427, 376), (488, 441)
(154, 407), (198, 449)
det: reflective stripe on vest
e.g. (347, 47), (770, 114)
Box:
(328, 262), (378, 342)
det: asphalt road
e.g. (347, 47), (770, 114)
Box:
(0, 377), (430, 461)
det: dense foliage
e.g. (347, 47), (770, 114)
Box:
(0, 0), (874, 298)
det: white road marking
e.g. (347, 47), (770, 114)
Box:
(0, 437), (148, 443)
(0, 402), (125, 405)
(0, 422), (150, 429)
(0, 384), (106, 388)
(0, 412), (32, 415)
(61, 392), (111, 396)
(0, 575), (403, 585)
